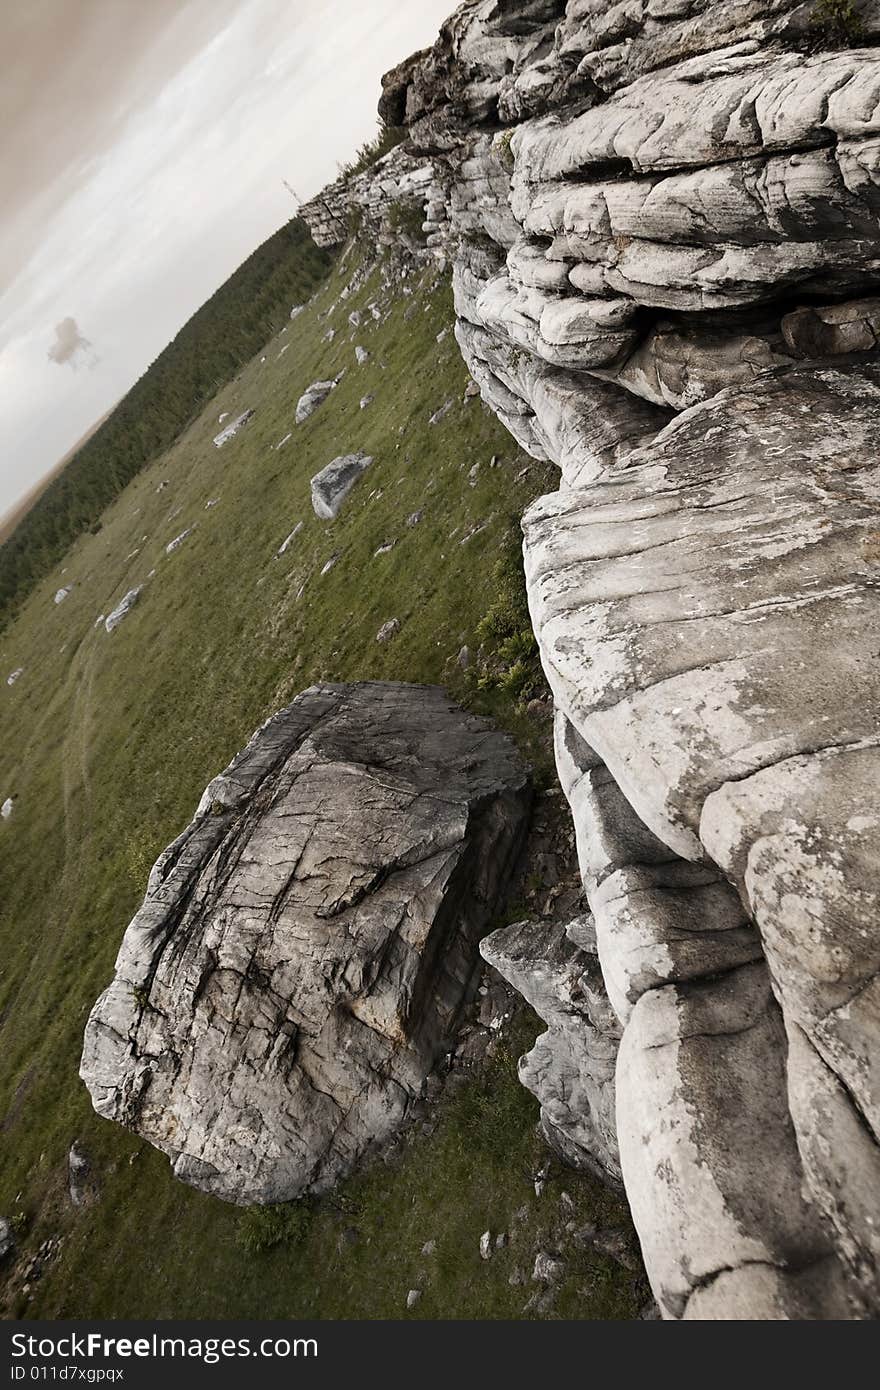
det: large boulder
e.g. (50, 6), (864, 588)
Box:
(80, 683), (530, 1204)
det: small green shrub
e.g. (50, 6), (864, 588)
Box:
(494, 128), (515, 172)
(467, 525), (545, 708)
(810, 0), (864, 44)
(386, 199), (428, 248)
(338, 122), (406, 180)
(123, 836), (157, 895)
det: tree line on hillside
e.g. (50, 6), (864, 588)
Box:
(0, 217), (332, 632)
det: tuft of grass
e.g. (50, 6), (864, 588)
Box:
(387, 199), (429, 249)
(338, 122), (407, 180)
(236, 1200), (314, 1255)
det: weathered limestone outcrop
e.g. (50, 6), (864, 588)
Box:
(81, 682), (530, 1204)
(300, 143), (435, 254)
(300, 0), (880, 1320)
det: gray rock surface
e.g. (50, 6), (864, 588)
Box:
(68, 1141), (90, 1207)
(81, 682), (530, 1204)
(375, 618), (401, 643)
(105, 587), (143, 635)
(481, 916), (621, 1185)
(276, 523), (303, 557)
(525, 361), (880, 1318)
(0, 1217), (13, 1262)
(213, 409), (254, 448)
(295, 379), (337, 424)
(303, 0), (880, 1322)
(311, 452), (373, 520)
(165, 528), (195, 556)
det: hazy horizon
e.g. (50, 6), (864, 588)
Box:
(0, 0), (451, 523)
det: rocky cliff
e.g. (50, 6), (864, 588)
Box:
(300, 0), (880, 1319)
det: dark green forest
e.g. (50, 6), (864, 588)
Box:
(0, 217), (332, 631)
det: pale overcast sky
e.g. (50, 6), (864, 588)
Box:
(0, 0), (451, 520)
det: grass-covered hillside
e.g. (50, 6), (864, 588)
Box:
(0, 218), (331, 632)
(0, 243), (643, 1320)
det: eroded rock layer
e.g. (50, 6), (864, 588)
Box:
(300, 0), (880, 1318)
(81, 683), (530, 1204)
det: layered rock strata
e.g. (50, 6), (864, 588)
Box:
(81, 682), (530, 1204)
(300, 0), (880, 1318)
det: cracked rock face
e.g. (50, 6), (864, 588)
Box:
(481, 915), (622, 1184)
(81, 682), (530, 1204)
(525, 362), (880, 1317)
(295, 0), (880, 1319)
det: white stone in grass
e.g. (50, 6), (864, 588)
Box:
(533, 1251), (566, 1284)
(105, 587), (143, 634)
(6, 669), (23, 687)
(1, 798), (13, 820)
(479, 1231), (492, 1261)
(428, 400), (453, 426)
(165, 528), (195, 555)
(296, 380), (337, 425)
(310, 453), (373, 520)
(276, 523), (303, 557)
(213, 409), (254, 448)
(54, 586), (72, 605)
(406, 1289), (422, 1309)
(355, 345), (370, 365)
(375, 619), (400, 643)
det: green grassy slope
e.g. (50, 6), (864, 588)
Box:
(0, 247), (642, 1319)
(0, 219), (331, 632)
